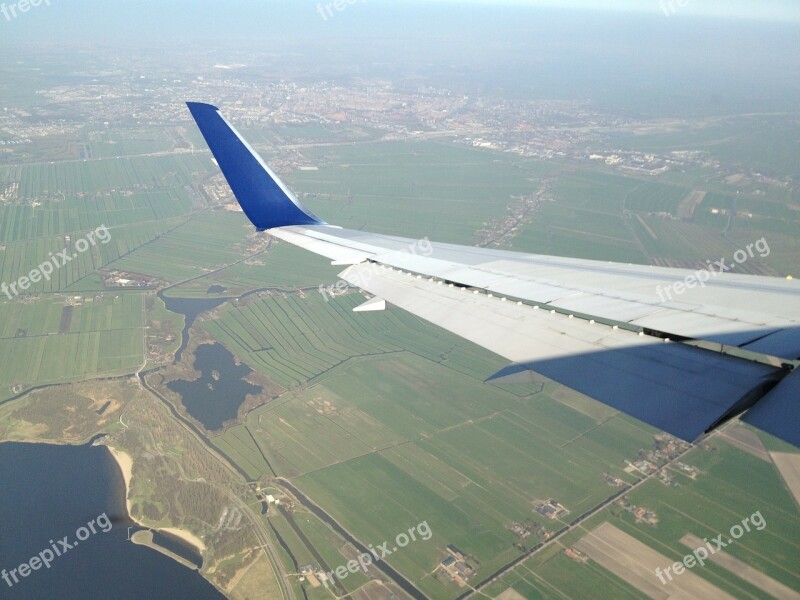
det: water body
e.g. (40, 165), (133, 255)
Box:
(167, 343), (262, 431)
(157, 293), (228, 362)
(0, 441), (224, 600)
(159, 286), (316, 364)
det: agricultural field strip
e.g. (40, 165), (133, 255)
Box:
(253, 408), (604, 540)
(578, 448), (800, 596)
(442, 416), (590, 505)
(618, 470), (799, 560)
(574, 522), (734, 599)
(514, 552), (645, 600)
(257, 402), (375, 469)
(291, 408), (636, 537)
(203, 297), (404, 388)
(657, 499), (800, 578)
(680, 533), (800, 600)
(769, 452), (800, 507)
(215, 428), (270, 477)
(677, 452), (800, 546)
(418, 432), (573, 520)
(517, 554), (643, 600)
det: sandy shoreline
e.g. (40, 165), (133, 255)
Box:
(106, 445), (207, 554)
(161, 527), (207, 553)
(106, 445), (134, 514)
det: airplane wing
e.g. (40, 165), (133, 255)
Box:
(187, 102), (800, 447)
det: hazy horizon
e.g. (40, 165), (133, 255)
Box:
(2, 2), (798, 120)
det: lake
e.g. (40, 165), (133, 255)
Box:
(0, 441), (225, 600)
(167, 342), (262, 430)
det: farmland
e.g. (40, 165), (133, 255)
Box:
(0, 116), (797, 600)
(199, 292), (662, 598)
(164, 242), (340, 298)
(480, 433), (800, 600)
(0, 221), (175, 294)
(0, 153), (205, 241)
(0, 293), (145, 401)
(289, 141), (558, 245)
(110, 212), (253, 283)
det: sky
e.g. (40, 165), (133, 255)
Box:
(1, 0), (798, 47)
(432, 0), (800, 21)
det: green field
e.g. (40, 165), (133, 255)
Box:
(109, 212), (252, 282)
(0, 293), (144, 399)
(289, 141), (557, 245)
(0, 154), (207, 241)
(165, 242), (341, 298)
(201, 292), (665, 599)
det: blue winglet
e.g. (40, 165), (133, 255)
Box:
(186, 102), (324, 230)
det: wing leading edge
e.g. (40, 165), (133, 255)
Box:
(187, 102), (800, 448)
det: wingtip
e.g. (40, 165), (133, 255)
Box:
(186, 101), (220, 114)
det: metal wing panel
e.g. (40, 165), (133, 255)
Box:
(516, 344), (776, 441)
(553, 293), (668, 322)
(340, 264), (643, 362)
(270, 228), (373, 264)
(629, 312), (781, 346)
